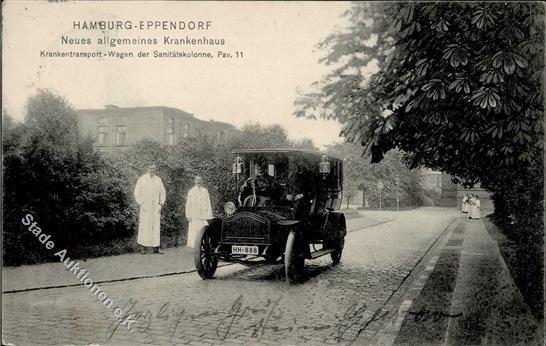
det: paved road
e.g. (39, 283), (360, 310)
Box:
(3, 208), (457, 345)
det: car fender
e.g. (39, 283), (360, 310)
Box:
(206, 217), (222, 228)
(205, 217), (222, 240)
(276, 220), (302, 227)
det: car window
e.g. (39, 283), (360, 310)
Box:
(268, 164), (275, 177)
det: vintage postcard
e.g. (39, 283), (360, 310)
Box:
(2, 1), (543, 345)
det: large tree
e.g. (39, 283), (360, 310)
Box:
(296, 2), (543, 317)
(327, 142), (429, 208)
(296, 2), (543, 182)
(227, 123), (316, 150)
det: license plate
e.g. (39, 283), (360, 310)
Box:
(232, 245), (259, 255)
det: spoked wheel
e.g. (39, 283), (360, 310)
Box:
(330, 237), (345, 265)
(285, 230), (305, 283)
(194, 226), (218, 279)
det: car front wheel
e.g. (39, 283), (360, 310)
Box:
(194, 226), (218, 279)
(285, 230), (305, 283)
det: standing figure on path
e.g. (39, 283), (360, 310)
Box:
(185, 176), (213, 248)
(470, 195), (481, 219)
(461, 194), (470, 213)
(468, 195), (475, 219)
(134, 164), (166, 254)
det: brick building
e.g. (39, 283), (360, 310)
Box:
(76, 105), (239, 152)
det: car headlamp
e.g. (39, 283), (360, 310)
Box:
(224, 202), (237, 215)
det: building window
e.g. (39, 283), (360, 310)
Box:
(167, 118), (175, 145)
(182, 124), (190, 138)
(99, 117), (109, 125)
(113, 125), (127, 145)
(98, 126), (109, 145)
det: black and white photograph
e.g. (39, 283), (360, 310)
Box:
(2, 1), (544, 345)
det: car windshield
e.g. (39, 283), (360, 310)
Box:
(232, 151), (342, 208)
(234, 154), (314, 207)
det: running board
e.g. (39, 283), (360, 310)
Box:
(309, 248), (334, 259)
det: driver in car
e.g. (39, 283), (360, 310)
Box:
(239, 161), (275, 207)
(254, 163), (274, 206)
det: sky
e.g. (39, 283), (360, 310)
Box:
(3, 1), (355, 149)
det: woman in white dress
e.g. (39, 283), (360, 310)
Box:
(468, 195), (475, 219)
(470, 195), (480, 219)
(461, 194), (469, 213)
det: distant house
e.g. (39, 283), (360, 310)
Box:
(419, 169), (492, 208)
(420, 169), (443, 192)
(76, 105), (239, 152)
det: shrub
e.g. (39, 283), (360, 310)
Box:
(3, 91), (135, 266)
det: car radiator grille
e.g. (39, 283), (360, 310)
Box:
(221, 212), (270, 244)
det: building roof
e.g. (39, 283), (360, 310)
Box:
(76, 106), (238, 131)
(232, 148), (341, 161)
(77, 105), (193, 117)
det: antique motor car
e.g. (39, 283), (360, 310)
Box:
(194, 148), (346, 283)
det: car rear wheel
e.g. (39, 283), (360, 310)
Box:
(285, 230), (305, 283)
(327, 213), (346, 265)
(194, 226), (218, 279)
(330, 237), (344, 265)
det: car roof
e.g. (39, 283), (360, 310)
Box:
(232, 148), (341, 161)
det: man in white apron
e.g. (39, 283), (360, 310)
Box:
(185, 176), (213, 248)
(134, 164), (166, 254)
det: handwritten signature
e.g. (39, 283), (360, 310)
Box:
(216, 294), (332, 340)
(406, 307), (462, 323)
(106, 295), (460, 342)
(332, 302), (394, 343)
(106, 295), (329, 341)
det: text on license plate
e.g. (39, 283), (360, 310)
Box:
(232, 245), (259, 255)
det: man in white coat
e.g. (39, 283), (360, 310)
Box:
(134, 164), (166, 254)
(185, 176), (213, 248)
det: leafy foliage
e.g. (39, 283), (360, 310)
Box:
(327, 142), (427, 208)
(3, 91), (136, 265)
(296, 2), (543, 318)
(297, 3), (543, 179)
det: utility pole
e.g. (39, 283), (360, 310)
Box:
(395, 175), (400, 211)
